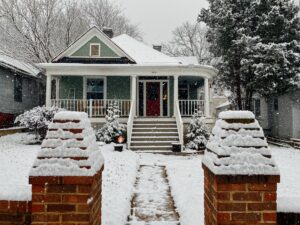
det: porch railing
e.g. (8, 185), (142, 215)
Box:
(51, 99), (131, 117)
(174, 100), (184, 148)
(179, 100), (205, 117)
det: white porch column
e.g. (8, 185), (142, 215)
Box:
(131, 75), (137, 115)
(174, 75), (179, 115)
(55, 78), (60, 100)
(46, 74), (52, 107)
(204, 77), (210, 117)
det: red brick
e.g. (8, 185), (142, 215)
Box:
(63, 195), (88, 203)
(47, 204), (75, 212)
(44, 194), (62, 203)
(47, 185), (76, 193)
(218, 203), (246, 211)
(217, 192), (230, 201)
(217, 212), (230, 222)
(263, 212), (277, 222)
(62, 213), (89, 222)
(248, 184), (277, 191)
(77, 185), (91, 193)
(31, 204), (45, 212)
(32, 185), (45, 193)
(232, 212), (261, 221)
(232, 192), (262, 201)
(0, 201), (9, 211)
(29, 176), (62, 185)
(77, 204), (90, 212)
(68, 129), (83, 134)
(63, 176), (93, 185)
(247, 203), (276, 211)
(217, 184), (246, 192)
(263, 192), (277, 201)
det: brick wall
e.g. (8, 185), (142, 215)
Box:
(29, 167), (103, 225)
(0, 200), (31, 224)
(203, 165), (279, 225)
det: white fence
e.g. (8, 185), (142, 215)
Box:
(51, 99), (131, 117)
(179, 100), (205, 116)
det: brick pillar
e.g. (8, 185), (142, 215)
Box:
(203, 111), (280, 225)
(29, 112), (104, 225)
(30, 169), (103, 224)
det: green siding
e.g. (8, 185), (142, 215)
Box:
(59, 77), (83, 99)
(107, 76), (131, 99)
(71, 36), (119, 57)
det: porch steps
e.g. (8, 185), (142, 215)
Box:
(130, 118), (179, 151)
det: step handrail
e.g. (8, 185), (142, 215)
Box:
(127, 100), (135, 149)
(174, 100), (184, 149)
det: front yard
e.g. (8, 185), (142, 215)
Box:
(0, 132), (299, 225)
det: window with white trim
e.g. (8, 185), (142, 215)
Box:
(86, 78), (104, 99)
(90, 43), (100, 57)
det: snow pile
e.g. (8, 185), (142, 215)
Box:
(30, 112), (104, 176)
(203, 110), (279, 175)
(101, 144), (139, 225)
(0, 133), (39, 201)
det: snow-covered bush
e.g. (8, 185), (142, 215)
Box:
(96, 102), (126, 143)
(186, 111), (210, 150)
(15, 106), (64, 142)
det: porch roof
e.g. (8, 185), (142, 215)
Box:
(37, 63), (218, 78)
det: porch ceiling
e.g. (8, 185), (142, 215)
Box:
(37, 63), (218, 79)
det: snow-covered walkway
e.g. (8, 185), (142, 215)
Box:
(127, 165), (180, 225)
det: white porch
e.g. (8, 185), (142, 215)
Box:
(39, 63), (217, 147)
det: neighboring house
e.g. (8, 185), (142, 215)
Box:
(0, 54), (45, 128)
(255, 89), (300, 139)
(38, 26), (217, 150)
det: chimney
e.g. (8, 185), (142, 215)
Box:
(153, 45), (162, 52)
(102, 27), (114, 38)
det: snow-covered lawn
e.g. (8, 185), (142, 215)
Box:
(0, 133), (300, 224)
(0, 133), (39, 201)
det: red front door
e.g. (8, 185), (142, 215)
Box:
(146, 82), (160, 116)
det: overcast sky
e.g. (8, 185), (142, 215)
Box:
(113, 0), (209, 45)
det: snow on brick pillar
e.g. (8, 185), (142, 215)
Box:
(29, 112), (104, 225)
(203, 110), (280, 225)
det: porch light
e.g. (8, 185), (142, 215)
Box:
(163, 95), (168, 100)
(114, 134), (125, 152)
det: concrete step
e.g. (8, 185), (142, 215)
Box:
(130, 146), (173, 151)
(132, 128), (178, 133)
(132, 132), (179, 137)
(133, 124), (177, 128)
(131, 137), (179, 142)
(131, 141), (174, 147)
(134, 120), (176, 125)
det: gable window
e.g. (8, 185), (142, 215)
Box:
(14, 75), (23, 102)
(90, 43), (100, 57)
(86, 78), (104, 99)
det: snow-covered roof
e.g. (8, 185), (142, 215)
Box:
(0, 54), (41, 77)
(172, 56), (199, 65)
(112, 34), (181, 65)
(203, 110), (279, 175)
(30, 112), (104, 176)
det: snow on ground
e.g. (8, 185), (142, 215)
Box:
(0, 132), (300, 224)
(0, 133), (39, 201)
(138, 153), (203, 225)
(101, 144), (139, 225)
(271, 145), (300, 213)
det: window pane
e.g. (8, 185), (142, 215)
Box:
(91, 44), (100, 56)
(255, 99), (261, 117)
(87, 79), (104, 99)
(14, 75), (22, 102)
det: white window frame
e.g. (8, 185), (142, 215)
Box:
(83, 76), (107, 100)
(90, 43), (101, 57)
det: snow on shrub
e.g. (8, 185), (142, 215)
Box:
(186, 111), (210, 150)
(15, 106), (64, 142)
(96, 102), (126, 143)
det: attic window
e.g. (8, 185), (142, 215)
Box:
(90, 43), (100, 57)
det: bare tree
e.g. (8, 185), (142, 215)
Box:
(0, 0), (141, 63)
(163, 22), (212, 64)
(84, 0), (141, 39)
